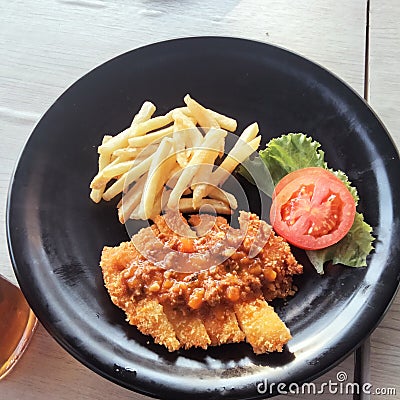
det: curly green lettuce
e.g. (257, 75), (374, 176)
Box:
(259, 133), (326, 183)
(242, 132), (374, 274)
(306, 212), (374, 274)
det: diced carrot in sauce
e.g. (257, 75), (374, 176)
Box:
(178, 238), (195, 253)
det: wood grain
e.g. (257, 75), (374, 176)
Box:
(368, 0), (400, 140)
(1, 0), (398, 399)
(368, 2), (400, 398)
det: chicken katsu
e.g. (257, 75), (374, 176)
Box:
(100, 211), (303, 353)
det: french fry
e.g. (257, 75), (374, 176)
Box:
(172, 130), (189, 168)
(208, 187), (238, 210)
(177, 99), (237, 130)
(173, 106), (191, 117)
(172, 109), (197, 130)
(92, 152), (145, 192)
(102, 159), (137, 179)
(167, 128), (227, 209)
(140, 138), (177, 219)
(128, 112), (174, 138)
(98, 102), (156, 155)
(91, 97), (246, 224)
(131, 101), (156, 126)
(187, 126), (204, 149)
(192, 182), (209, 209)
(193, 166), (223, 208)
(112, 143), (158, 159)
(183, 94), (237, 131)
(178, 198), (232, 215)
(203, 123), (260, 196)
(128, 125), (174, 147)
(129, 203), (142, 220)
(207, 109), (237, 132)
(212, 134), (261, 186)
(191, 130), (226, 207)
(102, 155), (154, 201)
(183, 127), (204, 165)
(161, 164), (182, 203)
(172, 107), (203, 166)
(172, 111), (203, 166)
(110, 151), (136, 163)
(90, 135), (112, 203)
(90, 156), (124, 189)
(98, 131), (130, 156)
(112, 147), (140, 159)
(237, 122), (259, 143)
(184, 94), (220, 129)
(165, 167), (183, 190)
(149, 189), (163, 220)
(102, 173), (127, 201)
(191, 125), (260, 203)
(191, 185), (239, 211)
(118, 174), (147, 224)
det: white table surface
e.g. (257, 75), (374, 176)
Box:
(1, 1), (399, 399)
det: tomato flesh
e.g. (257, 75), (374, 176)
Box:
(270, 168), (356, 250)
(273, 167), (330, 200)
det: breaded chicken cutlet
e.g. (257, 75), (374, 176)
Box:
(100, 211), (302, 353)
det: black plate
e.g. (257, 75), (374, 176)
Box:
(7, 37), (400, 399)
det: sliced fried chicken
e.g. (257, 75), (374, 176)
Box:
(100, 212), (302, 353)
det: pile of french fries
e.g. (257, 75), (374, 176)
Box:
(90, 95), (261, 223)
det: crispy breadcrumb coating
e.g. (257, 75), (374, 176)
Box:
(100, 212), (302, 353)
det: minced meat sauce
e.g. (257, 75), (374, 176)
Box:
(112, 211), (303, 311)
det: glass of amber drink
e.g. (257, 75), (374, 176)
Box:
(0, 274), (37, 380)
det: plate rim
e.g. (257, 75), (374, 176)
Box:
(6, 36), (400, 399)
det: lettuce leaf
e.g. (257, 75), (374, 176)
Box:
(306, 212), (374, 274)
(259, 133), (360, 203)
(329, 169), (359, 205)
(255, 133), (374, 273)
(259, 133), (326, 184)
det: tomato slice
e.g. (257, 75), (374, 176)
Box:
(272, 167), (329, 200)
(270, 167), (356, 250)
